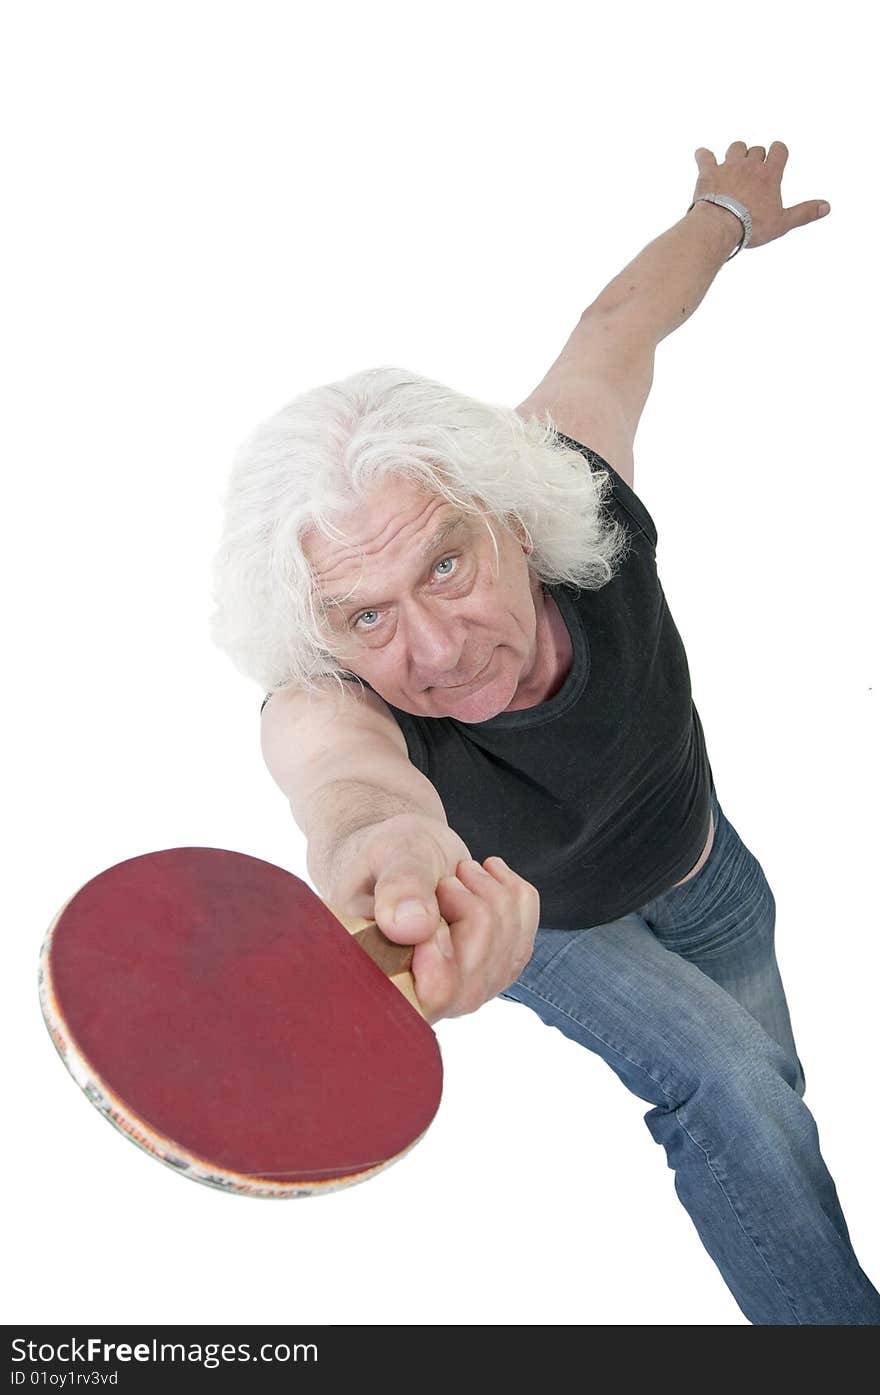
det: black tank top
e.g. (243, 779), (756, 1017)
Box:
(262, 434), (714, 930)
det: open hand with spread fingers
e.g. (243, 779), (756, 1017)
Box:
(693, 141), (830, 249)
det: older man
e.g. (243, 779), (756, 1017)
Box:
(217, 143), (880, 1323)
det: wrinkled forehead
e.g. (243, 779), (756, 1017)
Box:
(303, 476), (448, 554)
(301, 474), (500, 577)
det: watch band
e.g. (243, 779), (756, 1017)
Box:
(686, 193), (753, 260)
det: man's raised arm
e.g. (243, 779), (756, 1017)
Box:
(586, 140), (830, 343)
(515, 141), (830, 483)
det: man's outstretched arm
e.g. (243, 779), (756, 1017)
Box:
(589, 140), (830, 337)
(516, 140), (830, 485)
(515, 200), (735, 486)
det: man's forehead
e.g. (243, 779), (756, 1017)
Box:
(312, 509), (475, 608)
(305, 478), (474, 559)
(307, 478), (436, 548)
(302, 474), (482, 598)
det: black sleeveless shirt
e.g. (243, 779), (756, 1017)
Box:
(262, 434), (714, 930)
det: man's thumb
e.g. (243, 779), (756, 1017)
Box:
(373, 877), (440, 943)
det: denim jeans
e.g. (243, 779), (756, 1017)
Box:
(497, 785), (880, 1324)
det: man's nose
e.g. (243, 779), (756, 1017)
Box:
(399, 601), (464, 674)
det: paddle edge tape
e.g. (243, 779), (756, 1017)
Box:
(37, 895), (436, 1200)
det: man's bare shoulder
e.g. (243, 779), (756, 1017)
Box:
(261, 678), (408, 757)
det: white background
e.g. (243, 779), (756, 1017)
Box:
(4, 0), (877, 1327)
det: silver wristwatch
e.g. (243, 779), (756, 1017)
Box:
(686, 193), (753, 260)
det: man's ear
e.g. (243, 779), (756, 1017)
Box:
(508, 515), (533, 554)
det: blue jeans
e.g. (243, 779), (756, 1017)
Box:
(498, 786), (880, 1324)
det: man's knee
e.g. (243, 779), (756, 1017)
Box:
(644, 1037), (814, 1164)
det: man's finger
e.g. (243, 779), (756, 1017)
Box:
(479, 854), (519, 883)
(411, 933), (459, 1022)
(435, 872), (487, 925)
(454, 856), (505, 890)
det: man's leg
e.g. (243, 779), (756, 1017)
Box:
(637, 785), (807, 1098)
(499, 901), (880, 1323)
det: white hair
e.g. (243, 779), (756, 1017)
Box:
(209, 365), (629, 698)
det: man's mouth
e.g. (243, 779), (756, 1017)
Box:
(433, 655), (492, 691)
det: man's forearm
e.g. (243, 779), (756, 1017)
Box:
(587, 200), (744, 345)
(305, 779), (468, 913)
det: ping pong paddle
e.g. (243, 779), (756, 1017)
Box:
(38, 846), (444, 1198)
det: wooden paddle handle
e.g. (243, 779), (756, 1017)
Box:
(333, 912), (450, 1020)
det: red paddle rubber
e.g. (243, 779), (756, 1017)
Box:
(39, 847), (443, 1198)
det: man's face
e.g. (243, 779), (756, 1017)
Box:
(303, 475), (544, 721)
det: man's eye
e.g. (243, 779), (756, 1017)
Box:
(351, 558), (459, 631)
